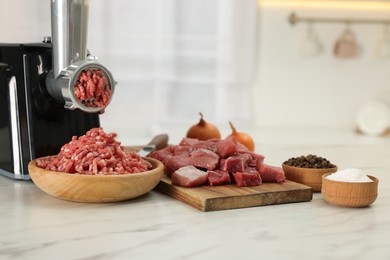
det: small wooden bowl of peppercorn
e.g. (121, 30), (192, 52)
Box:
(282, 155), (337, 192)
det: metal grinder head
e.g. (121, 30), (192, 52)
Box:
(46, 0), (116, 113)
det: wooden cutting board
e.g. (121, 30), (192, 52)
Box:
(125, 146), (313, 211)
(155, 176), (313, 211)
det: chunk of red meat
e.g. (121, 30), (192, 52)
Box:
(244, 166), (259, 174)
(179, 138), (199, 146)
(238, 153), (252, 165)
(190, 149), (219, 170)
(223, 157), (243, 172)
(164, 155), (191, 177)
(222, 154), (251, 173)
(148, 146), (174, 162)
(171, 166), (208, 187)
(207, 170), (231, 186)
(256, 162), (285, 183)
(192, 139), (219, 153)
(232, 172), (262, 187)
(218, 158), (226, 170)
(239, 151), (265, 166)
(225, 136), (249, 152)
(173, 145), (193, 156)
(216, 138), (239, 158)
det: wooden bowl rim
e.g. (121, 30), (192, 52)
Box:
(282, 163), (338, 172)
(28, 156), (163, 179)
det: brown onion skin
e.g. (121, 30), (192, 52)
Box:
(186, 113), (221, 141)
(228, 121), (255, 152)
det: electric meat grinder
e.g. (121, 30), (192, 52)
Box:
(0, 0), (116, 180)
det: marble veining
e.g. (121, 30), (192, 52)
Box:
(1, 140), (390, 260)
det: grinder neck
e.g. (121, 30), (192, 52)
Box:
(51, 0), (89, 78)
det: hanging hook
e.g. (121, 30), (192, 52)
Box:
(383, 22), (389, 35)
(307, 19), (314, 33)
(289, 12), (298, 25)
(344, 20), (352, 32)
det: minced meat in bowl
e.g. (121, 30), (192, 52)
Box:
(28, 128), (164, 202)
(36, 127), (151, 175)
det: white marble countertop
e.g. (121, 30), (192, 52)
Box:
(1, 129), (390, 259)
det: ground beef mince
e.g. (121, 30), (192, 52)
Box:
(36, 128), (151, 175)
(74, 69), (112, 108)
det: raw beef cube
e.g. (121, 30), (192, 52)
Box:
(238, 153), (252, 165)
(232, 172), (262, 187)
(219, 158), (227, 171)
(179, 138), (200, 146)
(171, 166), (209, 187)
(190, 149), (219, 170)
(164, 155), (191, 177)
(148, 146), (173, 162)
(216, 138), (239, 158)
(245, 167), (259, 174)
(207, 170), (231, 186)
(256, 162), (285, 184)
(226, 136), (249, 152)
(173, 145), (193, 156)
(239, 151), (265, 166)
(223, 155), (249, 173)
(236, 142), (250, 152)
(192, 139), (219, 153)
(218, 158), (226, 171)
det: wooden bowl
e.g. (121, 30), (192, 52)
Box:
(28, 157), (164, 203)
(321, 173), (378, 208)
(282, 164), (338, 192)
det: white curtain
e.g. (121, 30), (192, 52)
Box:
(90, 0), (259, 132)
(0, 0), (258, 139)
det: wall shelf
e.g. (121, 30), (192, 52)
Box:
(289, 12), (390, 25)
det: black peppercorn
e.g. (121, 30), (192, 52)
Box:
(284, 154), (335, 169)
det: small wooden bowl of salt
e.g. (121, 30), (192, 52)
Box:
(322, 168), (378, 208)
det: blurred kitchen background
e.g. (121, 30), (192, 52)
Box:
(1, 0), (390, 144)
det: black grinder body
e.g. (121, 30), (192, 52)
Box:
(0, 43), (100, 180)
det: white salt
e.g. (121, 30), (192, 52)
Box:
(325, 168), (373, 183)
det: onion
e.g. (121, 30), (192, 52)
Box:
(228, 121), (255, 152)
(186, 112), (221, 140)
